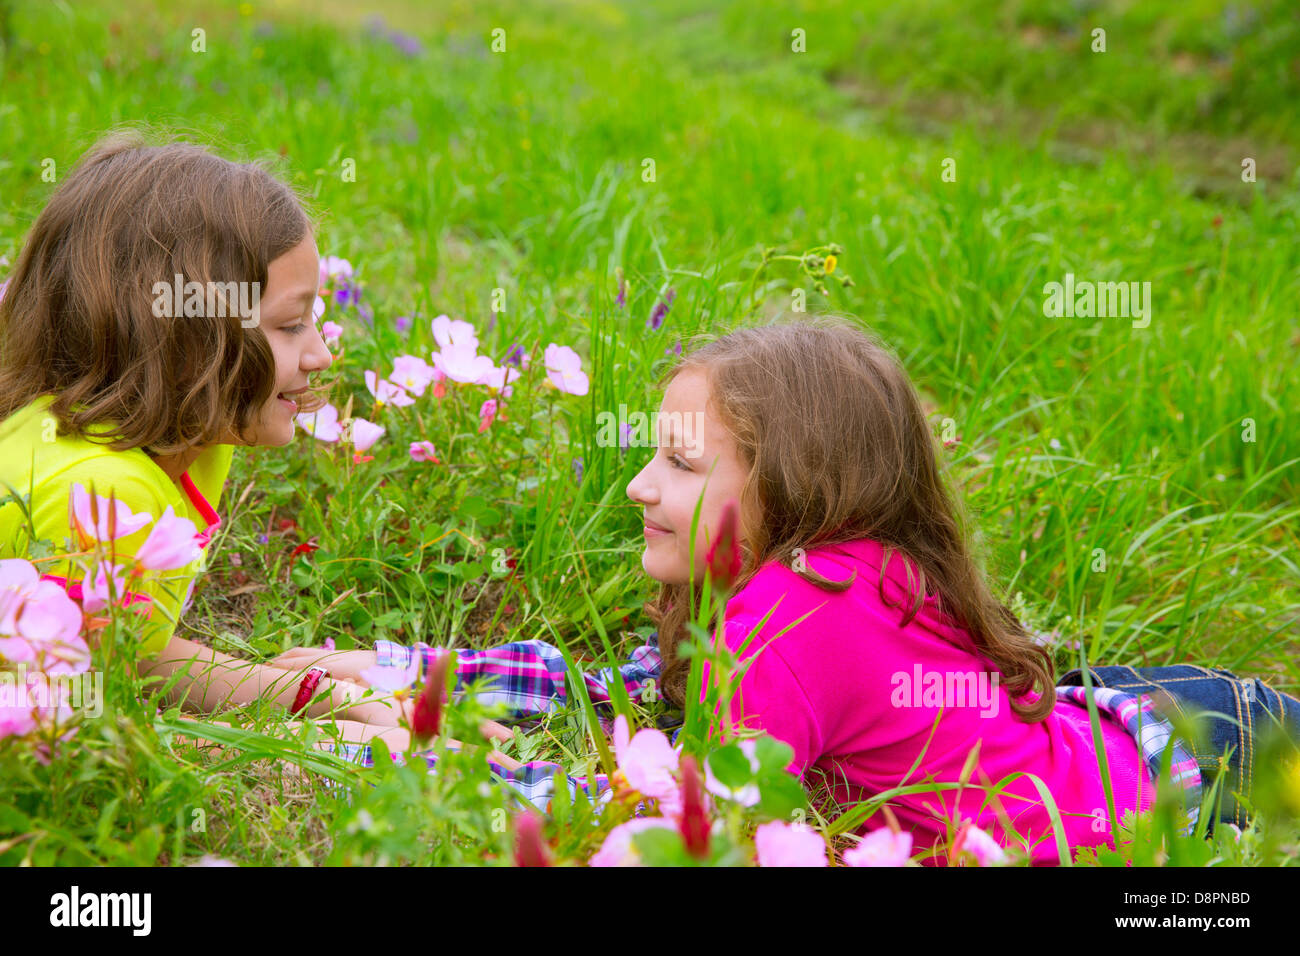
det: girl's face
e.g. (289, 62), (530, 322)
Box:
(625, 368), (750, 585)
(242, 234), (332, 446)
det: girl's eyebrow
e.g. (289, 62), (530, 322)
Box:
(278, 289), (317, 316)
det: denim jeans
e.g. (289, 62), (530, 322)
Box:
(1058, 664), (1300, 830)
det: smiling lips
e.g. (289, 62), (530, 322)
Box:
(644, 518), (671, 537)
(277, 386), (309, 411)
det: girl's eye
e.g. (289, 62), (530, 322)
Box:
(284, 322), (308, 336)
(669, 454), (690, 471)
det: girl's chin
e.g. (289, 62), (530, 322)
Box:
(639, 551), (686, 586)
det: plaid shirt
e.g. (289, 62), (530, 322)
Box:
(327, 635), (664, 814)
(334, 635), (1202, 839)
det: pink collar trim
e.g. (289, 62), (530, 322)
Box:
(179, 471), (221, 548)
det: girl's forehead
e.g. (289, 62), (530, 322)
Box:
(659, 369), (728, 456)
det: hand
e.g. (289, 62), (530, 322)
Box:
(339, 685), (516, 746)
(271, 647), (378, 683)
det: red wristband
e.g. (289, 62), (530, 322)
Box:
(290, 666), (329, 716)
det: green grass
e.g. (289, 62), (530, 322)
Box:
(0, 0), (1296, 865)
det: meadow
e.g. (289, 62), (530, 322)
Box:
(0, 0), (1297, 866)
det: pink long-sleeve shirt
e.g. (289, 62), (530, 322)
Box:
(700, 537), (1153, 865)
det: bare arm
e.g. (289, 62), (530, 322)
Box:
(139, 634), (404, 726)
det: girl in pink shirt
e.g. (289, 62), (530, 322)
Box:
(281, 318), (1299, 863)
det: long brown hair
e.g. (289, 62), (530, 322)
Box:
(0, 127), (326, 454)
(645, 316), (1056, 721)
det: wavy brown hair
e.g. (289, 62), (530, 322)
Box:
(0, 127), (326, 454)
(645, 316), (1056, 721)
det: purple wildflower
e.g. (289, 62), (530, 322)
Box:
(333, 279), (362, 311)
(648, 288), (675, 330)
(573, 457), (584, 484)
(363, 15), (387, 36)
(615, 268), (627, 308)
(618, 423), (634, 452)
(505, 343), (526, 368)
(387, 30), (424, 57)
(395, 315), (412, 334)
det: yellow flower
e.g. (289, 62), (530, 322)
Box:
(824, 255), (837, 274)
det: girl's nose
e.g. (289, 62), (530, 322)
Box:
(626, 460), (657, 504)
(305, 324), (333, 371)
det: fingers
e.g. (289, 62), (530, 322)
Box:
(487, 749), (524, 771)
(479, 719), (515, 743)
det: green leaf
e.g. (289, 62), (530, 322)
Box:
(756, 775), (807, 819)
(707, 744), (753, 789)
(632, 826), (691, 866)
(457, 561), (485, 581)
(753, 735), (795, 774)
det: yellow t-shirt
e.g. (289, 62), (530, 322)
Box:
(0, 394), (234, 656)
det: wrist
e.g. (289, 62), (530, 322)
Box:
(290, 666), (329, 716)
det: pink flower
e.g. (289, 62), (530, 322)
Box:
(478, 399), (500, 433)
(360, 656), (419, 693)
(754, 821), (829, 867)
(411, 650), (450, 745)
(0, 561), (87, 676)
(476, 364), (520, 393)
(679, 755), (710, 859)
(952, 820), (1007, 866)
(69, 483), (152, 546)
(0, 671), (77, 740)
(612, 714), (680, 813)
(514, 811), (552, 867)
(431, 314), (479, 350)
(319, 256), (353, 285)
(322, 637), (335, 651)
(589, 817), (677, 867)
(0, 694), (37, 739)
(705, 499), (742, 590)
(843, 827), (913, 867)
(391, 355), (436, 396)
(350, 418), (385, 453)
(80, 561), (128, 615)
(312, 296), (326, 321)
(0, 564), (88, 676)
(543, 344), (589, 396)
(0, 558), (41, 635)
(409, 441), (440, 463)
(433, 343), (494, 384)
(322, 320), (343, 347)
(365, 370), (415, 408)
(296, 402), (343, 442)
(135, 506), (201, 571)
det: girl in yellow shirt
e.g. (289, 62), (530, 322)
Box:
(0, 130), (450, 743)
